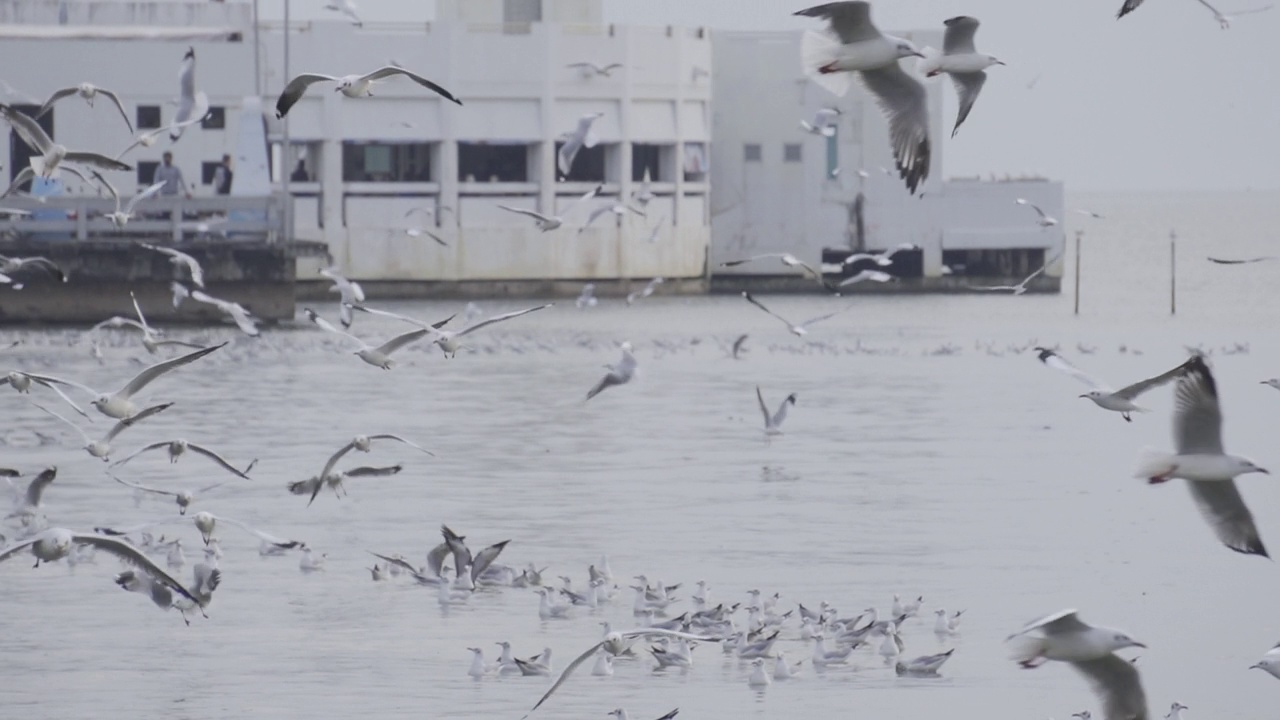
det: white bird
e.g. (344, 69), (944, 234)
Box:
(841, 243), (916, 267)
(319, 267), (364, 328)
(575, 284), (598, 308)
(112, 439), (254, 480)
(795, 2), (929, 193)
(632, 168), (655, 209)
(537, 588), (572, 620)
(558, 112), (605, 176)
(773, 653), (804, 679)
(98, 512), (301, 554)
(934, 608), (964, 635)
(515, 648), (554, 677)
(499, 184), (602, 232)
(838, 269), (894, 287)
(1016, 198), (1059, 227)
(625, 278), (664, 305)
(404, 225), (448, 247)
(111, 473), (233, 516)
(748, 658), (772, 687)
(895, 649), (954, 676)
(586, 342), (636, 401)
(742, 292), (855, 337)
(1005, 609), (1148, 720)
(299, 547), (327, 572)
(1165, 701), (1189, 720)
(171, 561), (220, 624)
(170, 47), (205, 141)
(323, 0), (363, 26)
(92, 293), (205, 355)
(29, 400), (171, 461)
(756, 386), (796, 438)
(1250, 641), (1280, 679)
(0, 254), (65, 285)
(350, 303), (551, 358)
(800, 107), (842, 136)
(369, 564), (387, 581)
(54, 342), (225, 419)
(878, 622), (903, 663)
(1075, 208), (1106, 220)
(92, 176), (166, 229)
(290, 464), (403, 506)
(810, 633), (853, 667)
(0, 527), (201, 604)
(138, 243), (203, 288)
(35, 82), (133, 134)
(1035, 348), (1189, 422)
(306, 307), (432, 369)
(720, 253), (832, 291)
(312, 434), (433, 498)
(966, 251), (1061, 295)
(522, 628), (714, 717)
(466, 647), (495, 679)
(6, 466), (55, 519)
(1134, 355), (1270, 557)
(1194, 0), (1273, 28)
(275, 65), (461, 119)
(566, 62), (625, 78)
(590, 650), (614, 676)
(579, 201), (644, 234)
(917, 16), (1004, 138)
(2, 370), (93, 418)
(0, 103), (132, 179)
(114, 95), (209, 160)
(181, 288), (259, 337)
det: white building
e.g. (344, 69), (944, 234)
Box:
(710, 30), (1065, 291)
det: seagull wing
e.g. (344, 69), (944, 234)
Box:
(274, 73), (338, 118)
(319, 440), (359, 480)
(341, 464), (402, 478)
(116, 342), (225, 401)
(0, 104), (53, 153)
(304, 308), (363, 345)
(1172, 355), (1223, 455)
(441, 524), (472, 577)
(0, 536), (41, 563)
(771, 396), (793, 428)
(103, 402), (174, 443)
(742, 292), (795, 330)
(110, 473), (179, 498)
(216, 516), (302, 549)
(110, 441), (171, 468)
(35, 87), (79, 117)
(426, 542), (450, 577)
(456, 304), (553, 338)
(801, 301), (856, 328)
(793, 2), (882, 44)
(22, 467), (56, 507)
(372, 326), (431, 356)
(949, 71), (987, 138)
(858, 63), (931, 194)
(561, 184), (604, 218)
(470, 540), (510, 583)
(580, 203), (614, 230)
(368, 433), (436, 457)
(1035, 348), (1106, 390)
(1117, 0), (1147, 18)
(942, 15), (980, 54)
(755, 386), (772, 427)
(186, 443), (254, 480)
(523, 639), (608, 717)
(720, 254), (784, 268)
(123, 182), (167, 216)
(498, 205), (555, 223)
(27, 379), (94, 419)
(1005, 609), (1086, 640)
(94, 87), (135, 134)
(27, 401), (92, 443)
(1018, 199), (1049, 220)
(1185, 480), (1267, 557)
(1206, 256), (1275, 264)
(1071, 654), (1149, 720)
(72, 533), (201, 605)
(359, 66), (463, 105)
(368, 551), (419, 575)
(63, 152), (132, 172)
(1112, 357), (1195, 400)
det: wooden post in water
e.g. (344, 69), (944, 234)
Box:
(1170, 229), (1177, 316)
(1073, 230), (1082, 316)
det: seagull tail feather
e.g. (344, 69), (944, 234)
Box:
(1005, 634), (1047, 664)
(916, 46), (943, 77)
(1132, 448), (1178, 480)
(800, 30), (851, 97)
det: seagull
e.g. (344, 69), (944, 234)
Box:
(586, 342), (636, 401)
(35, 82), (133, 135)
(838, 269), (893, 287)
(521, 629), (714, 717)
(1207, 255), (1275, 264)
(439, 524), (509, 590)
(99, 511), (301, 551)
(275, 65), (462, 119)
(794, 2), (929, 193)
(28, 400), (171, 461)
(731, 334), (749, 359)
(741, 292), (855, 337)
(1194, 0), (1273, 28)
(800, 107), (842, 136)
(632, 168), (655, 209)
(841, 243), (916, 267)
(92, 292), (206, 355)
(566, 62), (625, 78)
(53, 342), (225, 419)
(934, 609), (964, 634)
(1263, 379), (1280, 391)
(557, 112), (605, 176)
(1165, 701), (1189, 720)
(1034, 348), (1189, 422)
(1075, 209), (1106, 220)
(919, 16), (1004, 138)
(179, 288), (259, 337)
(1117, 0), (1146, 18)
(0, 529), (201, 607)
(6, 466), (55, 519)
(719, 253), (833, 291)
(170, 47), (205, 141)
(515, 648), (554, 676)
(748, 658), (772, 687)
(1134, 355), (1270, 556)
(319, 267), (364, 328)
(1250, 641), (1280, 679)
(1, 371), (93, 418)
(499, 184), (602, 232)
(895, 649), (955, 676)
(110, 473), (235, 516)
(966, 251), (1061, 295)
(625, 277), (664, 305)
(0, 103), (132, 179)
(1006, 609), (1148, 720)
(116, 560), (219, 624)
(114, 96), (209, 161)
(289, 464), (403, 505)
(112, 439), (254, 480)
(139, 243), (204, 288)
(404, 225), (448, 247)
(304, 308), (430, 369)
(92, 173), (165, 228)
(350, 303), (550, 358)
(579, 201), (644, 234)
(756, 386), (796, 439)
(323, 0), (363, 26)
(1016, 198), (1059, 227)
(299, 547), (327, 573)
(0, 254), (66, 284)
(575, 284), (598, 308)
(312, 435), (434, 503)
(1, 163), (93, 200)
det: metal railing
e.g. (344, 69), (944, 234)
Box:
(0, 195), (284, 244)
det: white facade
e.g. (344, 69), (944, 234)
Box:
(0, 0), (711, 285)
(710, 31), (1065, 285)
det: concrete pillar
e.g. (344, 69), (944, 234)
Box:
(538, 23), (556, 216)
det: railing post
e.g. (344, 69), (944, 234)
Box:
(171, 199), (182, 242)
(76, 199), (87, 240)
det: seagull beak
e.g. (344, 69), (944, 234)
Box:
(910, 51), (926, 59)
(1258, 467), (1270, 475)
(995, 60), (1007, 66)
(1132, 642), (1147, 649)
(1077, 394), (1089, 399)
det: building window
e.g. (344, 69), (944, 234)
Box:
(201, 161), (222, 185)
(137, 161), (159, 186)
(743, 143), (762, 162)
(555, 142), (605, 182)
(503, 0), (542, 22)
(632, 144), (662, 182)
(825, 134), (839, 178)
(201, 106), (226, 130)
(783, 143), (802, 163)
(136, 105), (161, 130)
(459, 143), (528, 182)
(683, 142), (708, 181)
(342, 142), (433, 182)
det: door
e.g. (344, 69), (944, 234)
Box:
(9, 104), (50, 193)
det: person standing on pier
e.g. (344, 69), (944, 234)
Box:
(155, 151), (192, 200)
(212, 154), (233, 195)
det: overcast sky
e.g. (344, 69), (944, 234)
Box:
(269, 0), (1280, 192)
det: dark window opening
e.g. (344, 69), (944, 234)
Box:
(201, 161), (222, 185)
(503, 0), (542, 23)
(459, 143), (528, 182)
(743, 143), (762, 162)
(201, 106), (226, 130)
(8, 104), (49, 192)
(555, 142), (604, 182)
(941, 248), (1047, 278)
(136, 105), (162, 130)
(632, 144), (661, 182)
(342, 142), (433, 182)
(137, 161), (160, 186)
(783, 143), (802, 163)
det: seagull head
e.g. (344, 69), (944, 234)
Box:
(891, 38), (926, 59)
(988, 55), (1007, 67)
(1231, 456), (1268, 477)
(1078, 390), (1105, 401)
(1108, 631), (1146, 652)
(784, 393), (798, 406)
(1170, 702), (1188, 712)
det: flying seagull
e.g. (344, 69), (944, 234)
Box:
(1117, 0), (1147, 18)
(800, 107), (842, 137)
(1207, 255), (1275, 265)
(29, 400), (172, 461)
(499, 184), (602, 232)
(838, 269), (893, 288)
(794, 1), (929, 194)
(0, 255), (66, 283)
(586, 342), (636, 401)
(170, 47), (206, 142)
(566, 62), (624, 78)
(741, 292), (855, 337)
(756, 386), (797, 439)
(1, 370), (94, 418)
(323, 0), (363, 26)
(92, 293), (206, 356)
(275, 65), (462, 119)
(350, 303), (550, 358)
(841, 243), (916, 268)
(966, 251), (1061, 295)
(291, 464), (403, 506)
(92, 172), (165, 228)
(139, 243), (204, 288)
(1016, 198), (1059, 227)
(318, 434), (434, 485)
(35, 82), (133, 134)
(625, 278), (664, 306)
(53, 343), (225, 420)
(110, 473), (236, 516)
(114, 91), (208, 161)
(319, 267), (363, 328)
(719, 253), (835, 292)
(0, 103), (131, 179)
(112, 439), (254, 480)
(304, 308), (431, 369)
(1006, 609), (1148, 720)
(557, 112), (605, 176)
(1034, 348), (1188, 421)
(919, 16), (1005, 138)
(1133, 354), (1270, 557)
(1195, 0), (1272, 27)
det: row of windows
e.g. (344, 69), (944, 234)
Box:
(136, 161), (231, 187)
(744, 143), (804, 163)
(135, 105), (225, 131)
